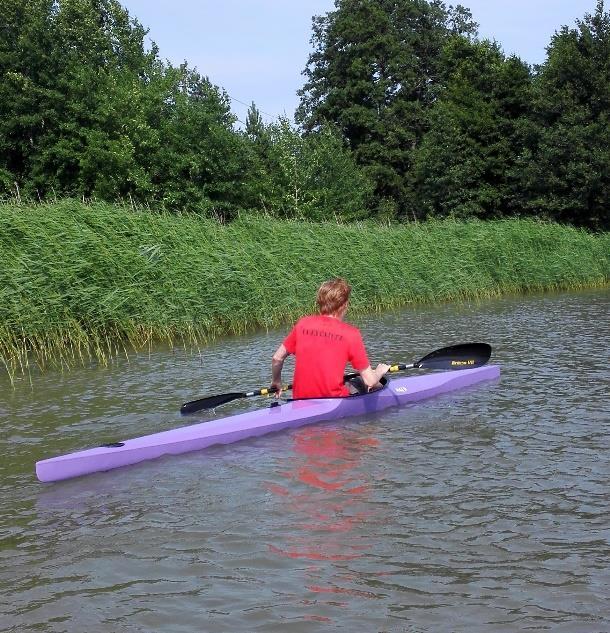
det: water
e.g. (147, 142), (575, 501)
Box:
(1, 289), (609, 632)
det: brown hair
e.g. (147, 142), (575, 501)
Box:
(316, 278), (351, 315)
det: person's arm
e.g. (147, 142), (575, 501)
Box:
(359, 363), (391, 391)
(349, 328), (389, 391)
(271, 344), (290, 397)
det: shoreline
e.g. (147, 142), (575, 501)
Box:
(1, 200), (608, 381)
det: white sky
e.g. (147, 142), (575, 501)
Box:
(120, 0), (597, 126)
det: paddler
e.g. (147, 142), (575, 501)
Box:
(271, 278), (390, 398)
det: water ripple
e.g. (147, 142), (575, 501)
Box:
(1, 289), (609, 632)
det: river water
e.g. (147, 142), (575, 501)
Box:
(1, 289), (609, 632)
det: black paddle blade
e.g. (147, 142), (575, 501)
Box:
(180, 392), (245, 415)
(416, 343), (491, 370)
(180, 385), (285, 415)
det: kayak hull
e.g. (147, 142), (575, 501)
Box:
(36, 365), (500, 483)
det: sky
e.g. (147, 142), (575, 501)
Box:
(120, 0), (598, 127)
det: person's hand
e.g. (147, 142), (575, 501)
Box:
(270, 381), (283, 398)
(375, 363), (391, 378)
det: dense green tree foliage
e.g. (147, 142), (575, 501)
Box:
(244, 109), (373, 220)
(296, 0), (477, 217)
(297, 0), (610, 229)
(1, 0), (609, 229)
(0, 0), (257, 216)
(516, 1), (610, 229)
(0, 0), (368, 219)
(1, 0), (165, 198)
(413, 38), (532, 219)
(147, 66), (250, 216)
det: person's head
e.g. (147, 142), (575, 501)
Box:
(316, 278), (351, 316)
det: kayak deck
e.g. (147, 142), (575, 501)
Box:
(36, 365), (500, 483)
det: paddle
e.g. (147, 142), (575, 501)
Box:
(180, 342), (491, 415)
(180, 384), (292, 415)
(343, 342), (492, 381)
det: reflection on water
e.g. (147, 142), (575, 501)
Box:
(1, 289), (609, 632)
(268, 426), (379, 563)
(266, 425), (387, 626)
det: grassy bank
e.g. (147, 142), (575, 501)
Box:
(1, 200), (608, 380)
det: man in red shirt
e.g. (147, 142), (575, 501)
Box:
(271, 278), (390, 399)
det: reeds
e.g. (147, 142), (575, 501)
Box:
(1, 200), (608, 381)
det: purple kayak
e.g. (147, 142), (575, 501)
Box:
(36, 364), (500, 483)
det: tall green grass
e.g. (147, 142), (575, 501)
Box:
(1, 200), (608, 380)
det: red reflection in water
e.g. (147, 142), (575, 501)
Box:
(307, 584), (378, 599)
(267, 427), (379, 622)
(302, 614), (332, 623)
(265, 424), (383, 617)
(268, 544), (360, 561)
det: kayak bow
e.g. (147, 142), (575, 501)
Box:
(36, 364), (500, 483)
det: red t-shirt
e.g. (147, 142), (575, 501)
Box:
(283, 315), (370, 398)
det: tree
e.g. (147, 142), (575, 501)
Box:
(241, 102), (276, 210)
(148, 66), (250, 217)
(245, 102), (267, 142)
(296, 0), (477, 217)
(516, 0), (610, 229)
(0, 0), (58, 193)
(242, 118), (373, 221)
(413, 38), (532, 219)
(0, 0), (162, 199)
(0, 0), (249, 215)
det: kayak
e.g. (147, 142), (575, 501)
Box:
(36, 364), (500, 483)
